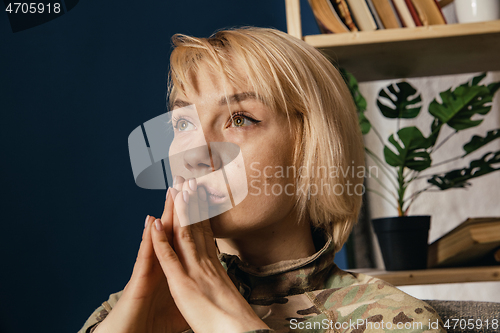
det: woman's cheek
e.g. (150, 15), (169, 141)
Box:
(222, 149), (248, 206)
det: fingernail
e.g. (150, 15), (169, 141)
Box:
(173, 176), (178, 186)
(145, 215), (149, 228)
(183, 190), (189, 204)
(171, 188), (178, 200)
(189, 178), (197, 191)
(198, 187), (207, 201)
(166, 188), (170, 199)
(155, 219), (163, 231)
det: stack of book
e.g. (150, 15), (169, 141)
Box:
(428, 217), (500, 268)
(308, 0), (447, 34)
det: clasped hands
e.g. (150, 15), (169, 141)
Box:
(94, 177), (268, 333)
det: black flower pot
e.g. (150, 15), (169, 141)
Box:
(372, 216), (431, 271)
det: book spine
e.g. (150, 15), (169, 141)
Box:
(324, 0), (350, 33)
(371, 0), (400, 29)
(333, 0), (359, 32)
(387, 0), (403, 27)
(404, 0), (422, 26)
(433, 0), (447, 24)
(315, 15), (334, 34)
(308, 0), (349, 34)
(410, 0), (428, 25)
(346, 0), (377, 31)
(390, 0), (405, 27)
(344, 0), (361, 31)
(392, 0), (416, 28)
(415, 0), (446, 25)
(366, 0), (385, 29)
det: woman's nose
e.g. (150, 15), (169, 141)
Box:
(183, 144), (222, 177)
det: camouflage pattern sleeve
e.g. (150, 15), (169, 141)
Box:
(77, 290), (122, 333)
(251, 271), (446, 332)
(77, 290), (275, 333)
(297, 277), (446, 332)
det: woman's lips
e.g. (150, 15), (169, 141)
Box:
(199, 183), (228, 205)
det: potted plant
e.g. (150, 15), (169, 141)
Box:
(342, 70), (500, 270)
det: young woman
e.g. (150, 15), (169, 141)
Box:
(79, 27), (444, 333)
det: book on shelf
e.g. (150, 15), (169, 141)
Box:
(428, 217), (500, 268)
(308, 0), (349, 33)
(307, 0), (449, 36)
(387, 0), (404, 27)
(392, 0), (416, 27)
(333, 0), (359, 32)
(365, 0), (385, 29)
(433, 0), (447, 23)
(405, 0), (423, 26)
(411, 0), (446, 25)
(346, 0), (377, 31)
(371, 0), (401, 29)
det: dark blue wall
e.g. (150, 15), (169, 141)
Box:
(0, 1), (332, 332)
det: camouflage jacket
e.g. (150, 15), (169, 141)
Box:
(79, 230), (445, 333)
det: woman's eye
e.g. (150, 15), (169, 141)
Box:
(230, 115), (256, 128)
(175, 119), (196, 132)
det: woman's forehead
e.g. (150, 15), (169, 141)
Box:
(188, 61), (248, 92)
(170, 55), (274, 111)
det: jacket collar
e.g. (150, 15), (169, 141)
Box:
(219, 229), (338, 305)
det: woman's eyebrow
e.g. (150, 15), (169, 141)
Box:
(172, 92), (265, 109)
(219, 92), (263, 106)
(172, 99), (192, 109)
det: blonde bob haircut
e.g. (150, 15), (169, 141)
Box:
(167, 27), (364, 253)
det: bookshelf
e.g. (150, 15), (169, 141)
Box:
(349, 266), (500, 286)
(285, 0), (500, 82)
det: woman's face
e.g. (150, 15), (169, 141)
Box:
(168, 64), (298, 239)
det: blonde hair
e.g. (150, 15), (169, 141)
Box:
(167, 27), (364, 252)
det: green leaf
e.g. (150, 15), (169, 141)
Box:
(428, 151), (500, 190)
(377, 82), (422, 119)
(340, 68), (370, 134)
(471, 72), (487, 86)
(340, 68), (367, 112)
(358, 110), (371, 135)
(428, 118), (442, 147)
(428, 74), (496, 131)
(384, 126), (432, 171)
(488, 81), (500, 96)
(462, 129), (500, 156)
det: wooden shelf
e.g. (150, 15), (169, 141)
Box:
(303, 20), (500, 82)
(284, 0), (500, 82)
(349, 266), (500, 286)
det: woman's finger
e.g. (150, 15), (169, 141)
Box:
(200, 218), (218, 260)
(197, 186), (210, 223)
(151, 218), (188, 287)
(160, 188), (175, 245)
(183, 179), (209, 259)
(185, 178), (201, 226)
(194, 186), (217, 259)
(172, 187), (201, 265)
(173, 175), (185, 193)
(160, 188), (174, 222)
(129, 215), (158, 283)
